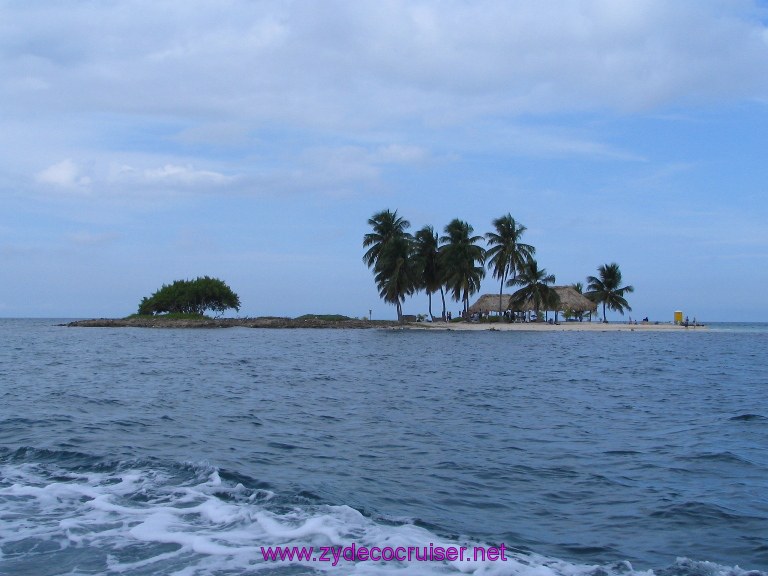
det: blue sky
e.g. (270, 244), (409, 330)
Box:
(2, 1), (767, 321)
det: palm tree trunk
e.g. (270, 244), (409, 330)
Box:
(440, 287), (446, 321)
(397, 301), (403, 323)
(428, 291), (434, 321)
(509, 270), (517, 322)
(602, 302), (606, 323)
(498, 274), (505, 316)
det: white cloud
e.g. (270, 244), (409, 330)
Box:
(34, 160), (233, 199)
(35, 159), (91, 189)
(105, 161), (235, 190)
(142, 164), (233, 186)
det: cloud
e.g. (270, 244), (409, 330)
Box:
(141, 164), (233, 186)
(35, 159), (91, 189)
(498, 125), (645, 160)
(36, 159), (233, 190)
(4, 1), (768, 127)
(173, 123), (251, 148)
(262, 143), (430, 197)
(104, 161), (235, 190)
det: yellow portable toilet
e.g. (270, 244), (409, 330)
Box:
(674, 311), (683, 325)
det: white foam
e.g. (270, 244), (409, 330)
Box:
(0, 461), (762, 575)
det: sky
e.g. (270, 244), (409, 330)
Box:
(1, 0), (768, 321)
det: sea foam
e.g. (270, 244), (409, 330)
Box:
(1, 458), (763, 576)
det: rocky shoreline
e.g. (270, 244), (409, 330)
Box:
(65, 317), (701, 331)
(65, 317), (398, 329)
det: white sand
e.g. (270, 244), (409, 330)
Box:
(401, 321), (704, 332)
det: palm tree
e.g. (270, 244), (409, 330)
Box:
(374, 234), (418, 322)
(363, 209), (410, 269)
(485, 214), (535, 316)
(507, 259), (559, 321)
(571, 282), (585, 321)
(363, 209), (416, 322)
(585, 263), (634, 322)
(440, 219), (486, 316)
(413, 225), (445, 321)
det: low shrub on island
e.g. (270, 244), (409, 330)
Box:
(138, 277), (241, 317)
(294, 314), (354, 321)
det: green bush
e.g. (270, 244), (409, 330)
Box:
(294, 314), (353, 321)
(138, 277), (240, 316)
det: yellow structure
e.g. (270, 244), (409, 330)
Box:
(674, 310), (683, 325)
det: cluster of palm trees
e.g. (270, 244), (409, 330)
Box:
(363, 209), (633, 323)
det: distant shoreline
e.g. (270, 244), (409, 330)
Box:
(65, 317), (704, 331)
(402, 321), (705, 332)
(64, 317), (398, 329)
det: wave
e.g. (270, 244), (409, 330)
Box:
(1, 448), (765, 576)
(729, 414), (767, 422)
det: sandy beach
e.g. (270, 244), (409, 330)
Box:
(403, 321), (705, 332)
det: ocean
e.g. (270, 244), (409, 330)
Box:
(0, 319), (766, 575)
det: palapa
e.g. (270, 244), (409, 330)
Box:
(469, 287), (596, 315)
(467, 293), (513, 314)
(552, 286), (597, 312)
(511, 286), (596, 312)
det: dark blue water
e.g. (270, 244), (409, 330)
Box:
(1, 319), (766, 575)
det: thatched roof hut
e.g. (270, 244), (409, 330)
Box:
(469, 287), (596, 315)
(512, 286), (597, 312)
(553, 286), (597, 312)
(468, 293), (512, 314)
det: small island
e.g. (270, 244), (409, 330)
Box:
(66, 273), (702, 331)
(66, 277), (397, 329)
(66, 315), (397, 329)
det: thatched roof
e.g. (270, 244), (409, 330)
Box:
(553, 286), (597, 312)
(469, 287), (596, 314)
(468, 293), (512, 314)
(512, 285), (597, 312)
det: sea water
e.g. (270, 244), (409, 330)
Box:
(0, 319), (766, 575)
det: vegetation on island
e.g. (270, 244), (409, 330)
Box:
(508, 259), (559, 315)
(137, 276), (241, 317)
(486, 214), (535, 315)
(294, 314), (354, 321)
(70, 315), (395, 329)
(586, 263), (634, 322)
(363, 209), (633, 323)
(363, 210), (419, 322)
(441, 219), (486, 317)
